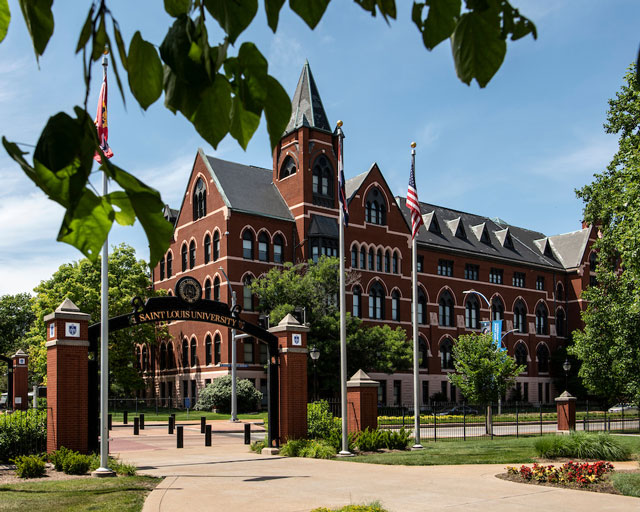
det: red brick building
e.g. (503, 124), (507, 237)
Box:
(146, 63), (597, 407)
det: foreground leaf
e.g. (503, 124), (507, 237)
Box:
(229, 95), (260, 149)
(264, 0), (285, 32)
(203, 0), (257, 44)
(264, 76), (291, 150)
(289, 0), (330, 29)
(164, 0), (191, 17)
(191, 77), (232, 148)
(18, 0), (53, 59)
(128, 31), (163, 109)
(413, 0), (460, 50)
(0, 0), (10, 43)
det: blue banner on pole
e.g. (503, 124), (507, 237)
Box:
(492, 320), (503, 347)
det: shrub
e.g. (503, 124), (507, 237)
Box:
(308, 401), (340, 440)
(13, 454), (46, 478)
(280, 439), (336, 459)
(383, 428), (410, 450)
(194, 375), (262, 413)
(88, 453), (137, 476)
(311, 502), (388, 512)
(0, 410), (47, 462)
(250, 440), (265, 454)
(50, 446), (73, 472)
(534, 432), (631, 461)
(280, 439), (308, 457)
(62, 452), (92, 475)
(355, 428), (385, 452)
(327, 428), (356, 453)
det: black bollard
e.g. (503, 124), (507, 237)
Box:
(177, 425), (184, 448)
(140, 413), (145, 430)
(133, 417), (139, 435)
(123, 410), (128, 425)
(168, 415), (174, 434)
(205, 425), (212, 446)
(201, 416), (206, 434)
(108, 414), (112, 431)
(244, 423), (251, 445)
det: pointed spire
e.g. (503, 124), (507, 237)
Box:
(285, 61), (331, 134)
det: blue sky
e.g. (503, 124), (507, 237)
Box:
(0, 1), (638, 295)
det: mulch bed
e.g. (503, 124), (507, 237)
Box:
(0, 463), (92, 485)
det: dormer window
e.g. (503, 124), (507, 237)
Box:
(365, 188), (386, 225)
(312, 155), (334, 207)
(280, 155), (297, 179)
(193, 178), (206, 221)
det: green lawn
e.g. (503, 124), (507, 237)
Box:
(345, 434), (640, 466)
(109, 409), (267, 422)
(0, 476), (160, 511)
(611, 472), (640, 498)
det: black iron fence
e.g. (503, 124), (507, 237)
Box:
(0, 409), (47, 462)
(108, 397), (185, 415)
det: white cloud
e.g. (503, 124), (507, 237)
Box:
(267, 31), (304, 84)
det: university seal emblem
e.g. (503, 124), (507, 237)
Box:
(175, 277), (202, 304)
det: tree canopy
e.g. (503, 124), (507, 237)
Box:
(572, 63), (640, 406)
(0, 293), (35, 358)
(24, 243), (163, 393)
(0, 0), (537, 267)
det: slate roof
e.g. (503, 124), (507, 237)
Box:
(203, 154), (294, 222)
(547, 228), (591, 269)
(284, 61), (332, 134)
(345, 171), (369, 201)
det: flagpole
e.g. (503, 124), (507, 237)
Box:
(95, 48), (114, 476)
(411, 142), (423, 450)
(336, 121), (351, 456)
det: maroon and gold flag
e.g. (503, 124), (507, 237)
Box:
(94, 72), (113, 163)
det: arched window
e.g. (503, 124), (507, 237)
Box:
(142, 345), (148, 371)
(515, 343), (528, 370)
(258, 232), (269, 262)
(589, 251), (597, 269)
(351, 246), (358, 268)
(160, 343), (167, 370)
(242, 230), (254, 259)
(182, 339), (189, 367)
(556, 282), (564, 301)
(514, 300), (527, 333)
(243, 276), (254, 311)
(419, 338), (429, 369)
(418, 288), (427, 325)
(537, 344), (550, 373)
(193, 177), (206, 220)
(166, 252), (173, 278)
(135, 346), (141, 370)
(280, 155), (297, 179)
(391, 290), (400, 321)
(368, 249), (374, 270)
(360, 248), (366, 269)
(243, 338), (254, 364)
(274, 235), (284, 264)
(492, 298), (504, 322)
(312, 155), (334, 206)
(204, 279), (212, 300)
(213, 276), (220, 301)
(204, 234), (211, 264)
(213, 231), (220, 261)
(190, 338), (197, 367)
(535, 303), (548, 335)
(352, 286), (362, 318)
(160, 258), (165, 280)
(376, 249), (382, 272)
(365, 187), (387, 225)
(392, 252), (399, 274)
(439, 291), (454, 327)
(205, 335), (212, 365)
(167, 342), (175, 369)
(556, 308), (566, 337)
(384, 250), (391, 273)
(189, 240), (196, 269)
(465, 295), (480, 329)
(214, 334), (221, 365)
(440, 338), (454, 370)
(369, 282), (385, 319)
(181, 243), (188, 272)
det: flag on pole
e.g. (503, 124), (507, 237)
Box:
(407, 152), (423, 239)
(94, 70), (114, 163)
(337, 124), (349, 226)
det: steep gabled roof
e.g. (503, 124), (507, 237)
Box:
(202, 154), (294, 221)
(345, 171), (369, 202)
(547, 228), (591, 269)
(284, 61), (331, 134)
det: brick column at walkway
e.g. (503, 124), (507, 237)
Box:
(556, 390), (577, 432)
(44, 299), (91, 453)
(269, 314), (309, 442)
(11, 349), (29, 411)
(347, 370), (379, 433)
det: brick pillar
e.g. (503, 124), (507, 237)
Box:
(347, 370), (379, 433)
(269, 314), (309, 442)
(11, 349), (29, 410)
(556, 391), (577, 432)
(44, 299), (91, 454)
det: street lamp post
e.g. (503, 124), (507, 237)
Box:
(309, 346), (320, 401)
(563, 358), (571, 392)
(219, 267), (238, 422)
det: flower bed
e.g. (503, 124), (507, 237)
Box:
(506, 461), (615, 487)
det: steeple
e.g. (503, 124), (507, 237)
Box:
(285, 61), (331, 134)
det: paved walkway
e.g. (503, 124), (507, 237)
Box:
(109, 422), (639, 512)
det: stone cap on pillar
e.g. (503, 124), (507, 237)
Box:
(269, 313), (310, 333)
(347, 369), (379, 388)
(43, 298), (91, 323)
(12, 349), (28, 366)
(555, 390), (577, 403)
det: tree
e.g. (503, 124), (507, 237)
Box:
(250, 257), (412, 395)
(24, 243), (164, 393)
(572, 63), (640, 407)
(0, 293), (35, 357)
(0, 1), (537, 267)
(447, 333), (523, 406)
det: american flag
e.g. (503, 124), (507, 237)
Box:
(407, 154), (423, 239)
(337, 128), (349, 226)
(94, 70), (114, 163)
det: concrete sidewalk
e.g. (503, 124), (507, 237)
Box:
(109, 428), (639, 512)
